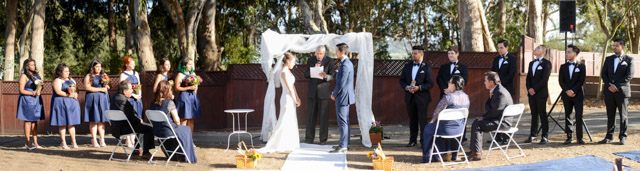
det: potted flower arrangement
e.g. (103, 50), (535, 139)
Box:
(369, 121), (383, 144)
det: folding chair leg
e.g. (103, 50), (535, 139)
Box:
(455, 138), (469, 164)
(109, 140), (121, 161)
(148, 139), (165, 164)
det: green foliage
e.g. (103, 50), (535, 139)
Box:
(222, 34), (258, 68)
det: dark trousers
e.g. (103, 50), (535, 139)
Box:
(563, 97), (584, 140)
(470, 119), (508, 152)
(407, 98), (429, 144)
(305, 97), (330, 143)
(134, 124), (155, 154)
(529, 95), (548, 138)
(604, 93), (628, 140)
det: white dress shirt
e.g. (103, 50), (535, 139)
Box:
(567, 61), (576, 79)
(531, 57), (542, 77)
(498, 53), (508, 69)
(450, 60), (458, 74)
(411, 60), (422, 81)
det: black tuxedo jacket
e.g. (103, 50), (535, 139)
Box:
(399, 61), (434, 104)
(304, 56), (336, 99)
(601, 54), (635, 98)
(483, 84), (514, 126)
(491, 53), (517, 94)
(436, 62), (468, 96)
(110, 93), (143, 138)
(526, 58), (552, 98)
(559, 62), (586, 99)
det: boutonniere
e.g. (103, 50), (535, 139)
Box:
(420, 63), (425, 68)
(455, 65), (459, 70)
(505, 56), (509, 60)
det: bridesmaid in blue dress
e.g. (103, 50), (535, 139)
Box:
(175, 58), (202, 134)
(153, 58), (171, 94)
(119, 56), (143, 147)
(422, 75), (469, 163)
(16, 59), (45, 150)
(83, 59), (110, 148)
(50, 63), (81, 149)
(150, 80), (197, 163)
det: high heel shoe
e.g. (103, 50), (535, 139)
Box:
(100, 142), (107, 147)
(31, 142), (43, 149)
(72, 144), (79, 149)
(25, 144), (36, 150)
(60, 144), (70, 150)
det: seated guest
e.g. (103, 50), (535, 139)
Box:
(468, 72), (513, 161)
(110, 80), (155, 159)
(422, 75), (469, 163)
(150, 80), (197, 163)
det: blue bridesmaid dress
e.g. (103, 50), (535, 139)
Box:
(50, 79), (81, 126)
(123, 71), (144, 119)
(84, 75), (110, 123)
(16, 76), (45, 121)
(176, 73), (202, 119)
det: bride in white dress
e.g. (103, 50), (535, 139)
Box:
(260, 52), (301, 153)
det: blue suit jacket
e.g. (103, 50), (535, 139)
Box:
(333, 58), (356, 106)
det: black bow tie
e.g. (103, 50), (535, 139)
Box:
(450, 62), (457, 65)
(568, 62), (575, 66)
(413, 63), (420, 66)
(499, 56), (505, 59)
(534, 58), (541, 62)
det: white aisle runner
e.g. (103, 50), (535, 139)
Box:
(280, 143), (347, 170)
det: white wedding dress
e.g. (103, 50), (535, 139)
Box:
(259, 68), (300, 153)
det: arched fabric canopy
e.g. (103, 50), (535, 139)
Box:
(259, 30), (376, 147)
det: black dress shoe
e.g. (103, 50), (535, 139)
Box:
(598, 139), (611, 144)
(539, 137), (548, 145)
(406, 142), (417, 147)
(524, 136), (537, 143)
(563, 138), (572, 145)
(620, 138), (626, 145)
(332, 145), (340, 149)
(319, 141), (327, 145)
(577, 139), (586, 144)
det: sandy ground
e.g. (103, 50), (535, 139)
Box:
(1, 108), (639, 170)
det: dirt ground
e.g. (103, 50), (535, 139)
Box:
(1, 106), (639, 170)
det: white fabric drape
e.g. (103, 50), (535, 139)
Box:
(260, 30), (376, 147)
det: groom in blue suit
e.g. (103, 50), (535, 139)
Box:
(330, 43), (355, 153)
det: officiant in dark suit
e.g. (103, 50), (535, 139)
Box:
(304, 46), (335, 144)
(436, 45), (468, 98)
(559, 44), (586, 145)
(599, 38), (634, 145)
(399, 45), (434, 147)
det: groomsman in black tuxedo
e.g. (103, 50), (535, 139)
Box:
(491, 40), (517, 96)
(399, 46), (434, 147)
(559, 45), (586, 145)
(437, 45), (468, 98)
(304, 46), (335, 144)
(599, 38), (635, 145)
(524, 45), (552, 144)
(489, 40), (517, 145)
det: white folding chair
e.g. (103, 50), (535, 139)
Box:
(146, 110), (192, 165)
(486, 104), (526, 160)
(105, 110), (140, 162)
(428, 108), (470, 167)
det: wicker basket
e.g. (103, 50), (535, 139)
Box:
(235, 155), (256, 168)
(372, 156), (394, 171)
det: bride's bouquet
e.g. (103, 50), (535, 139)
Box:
(184, 74), (202, 94)
(34, 80), (42, 97)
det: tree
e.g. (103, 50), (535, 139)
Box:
(3, 0), (18, 80)
(30, 0), (46, 75)
(197, 0), (222, 71)
(299, 0), (329, 34)
(129, 0), (156, 71)
(162, 0), (205, 63)
(527, 0), (543, 44)
(108, 0), (116, 53)
(458, 0), (495, 52)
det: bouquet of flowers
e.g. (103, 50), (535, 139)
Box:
(68, 84), (76, 94)
(369, 121), (383, 134)
(34, 80), (42, 91)
(169, 80), (175, 87)
(184, 74), (202, 86)
(101, 76), (110, 87)
(366, 145), (386, 160)
(236, 141), (261, 166)
(132, 84), (141, 94)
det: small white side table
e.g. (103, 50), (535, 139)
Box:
(224, 109), (255, 151)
